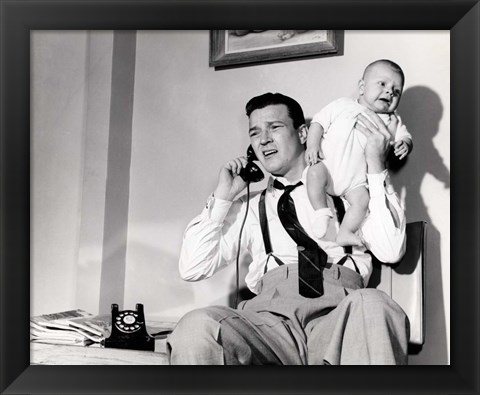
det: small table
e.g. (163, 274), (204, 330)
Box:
(31, 322), (175, 365)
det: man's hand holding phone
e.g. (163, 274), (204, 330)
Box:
(214, 157), (249, 201)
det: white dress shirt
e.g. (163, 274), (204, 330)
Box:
(179, 167), (406, 294)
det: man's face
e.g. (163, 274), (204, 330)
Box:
(358, 63), (404, 114)
(248, 104), (306, 179)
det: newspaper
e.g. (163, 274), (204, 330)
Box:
(30, 309), (111, 346)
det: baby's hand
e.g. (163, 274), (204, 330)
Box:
(394, 140), (410, 160)
(305, 146), (324, 165)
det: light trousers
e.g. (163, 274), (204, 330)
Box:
(167, 263), (409, 365)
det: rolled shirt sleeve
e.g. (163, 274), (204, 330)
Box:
(360, 170), (407, 263)
(179, 194), (242, 281)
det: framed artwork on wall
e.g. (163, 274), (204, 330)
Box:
(209, 30), (342, 67)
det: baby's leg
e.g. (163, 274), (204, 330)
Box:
(336, 186), (369, 247)
(307, 163), (333, 239)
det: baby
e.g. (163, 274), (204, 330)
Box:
(306, 59), (413, 246)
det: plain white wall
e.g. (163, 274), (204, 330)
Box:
(31, 30), (450, 365)
(31, 31), (89, 315)
(31, 31), (114, 316)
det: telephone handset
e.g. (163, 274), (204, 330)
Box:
(104, 303), (155, 351)
(239, 145), (264, 183)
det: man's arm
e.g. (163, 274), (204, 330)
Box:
(179, 156), (250, 281)
(355, 112), (407, 263)
(179, 196), (244, 281)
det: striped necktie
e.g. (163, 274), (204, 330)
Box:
(274, 179), (327, 297)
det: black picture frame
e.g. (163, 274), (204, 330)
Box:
(209, 30), (342, 68)
(1, 0), (478, 394)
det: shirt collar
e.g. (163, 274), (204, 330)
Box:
(268, 166), (309, 191)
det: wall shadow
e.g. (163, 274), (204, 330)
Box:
(390, 86), (450, 364)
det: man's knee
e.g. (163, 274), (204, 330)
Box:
(167, 307), (224, 362)
(345, 288), (407, 318)
(169, 307), (223, 347)
(348, 287), (386, 301)
(341, 288), (409, 364)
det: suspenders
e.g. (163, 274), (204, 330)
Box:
(258, 188), (360, 274)
(259, 189), (287, 273)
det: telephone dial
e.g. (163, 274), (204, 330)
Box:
(239, 145), (264, 183)
(104, 303), (155, 351)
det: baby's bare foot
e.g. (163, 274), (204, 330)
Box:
(312, 208), (333, 239)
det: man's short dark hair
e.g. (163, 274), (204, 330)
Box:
(245, 93), (306, 129)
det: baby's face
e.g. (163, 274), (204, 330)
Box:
(358, 63), (404, 113)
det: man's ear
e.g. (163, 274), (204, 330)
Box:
(298, 124), (308, 144)
(358, 79), (365, 95)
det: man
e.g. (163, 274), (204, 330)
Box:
(167, 93), (409, 365)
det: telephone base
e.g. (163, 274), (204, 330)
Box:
(104, 337), (155, 352)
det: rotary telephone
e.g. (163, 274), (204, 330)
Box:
(239, 145), (264, 183)
(104, 303), (155, 351)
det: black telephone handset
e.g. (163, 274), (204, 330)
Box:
(239, 145), (264, 183)
(104, 303), (155, 351)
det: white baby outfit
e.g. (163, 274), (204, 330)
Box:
(312, 97), (412, 197)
